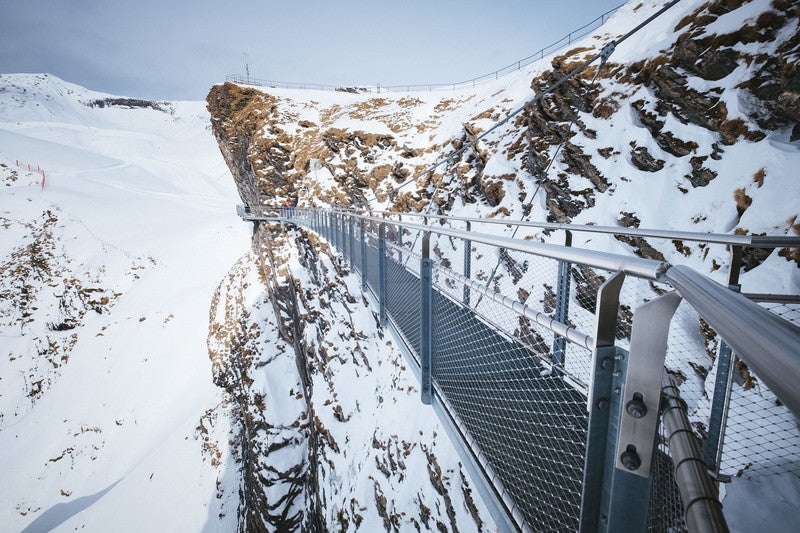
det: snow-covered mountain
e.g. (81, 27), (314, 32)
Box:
(0, 73), (252, 531)
(205, 0), (799, 530)
(3, 0), (800, 531)
(0, 74), (492, 531)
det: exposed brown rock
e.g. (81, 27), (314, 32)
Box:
(630, 146), (665, 172)
(685, 156), (717, 187)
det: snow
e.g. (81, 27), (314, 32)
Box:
(210, 0), (799, 528)
(3, 0), (800, 529)
(722, 472), (800, 533)
(0, 73), (248, 531)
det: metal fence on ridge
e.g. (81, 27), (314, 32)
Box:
(225, 5), (623, 93)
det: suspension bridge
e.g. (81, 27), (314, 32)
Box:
(227, 2), (800, 530)
(238, 204), (800, 532)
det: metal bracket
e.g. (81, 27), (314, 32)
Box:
(587, 271), (625, 411)
(599, 41), (616, 65)
(615, 291), (682, 477)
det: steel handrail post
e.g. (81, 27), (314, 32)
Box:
(580, 272), (625, 532)
(348, 214), (356, 272)
(379, 221), (387, 326)
(552, 230), (573, 377)
(420, 231), (433, 405)
(605, 291), (682, 531)
(398, 214), (404, 263)
(463, 220), (472, 306)
(360, 218), (368, 291)
(703, 245), (742, 474)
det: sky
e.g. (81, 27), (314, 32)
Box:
(1, 0), (624, 101)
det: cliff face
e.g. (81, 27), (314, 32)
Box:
(206, 0), (800, 530)
(207, 223), (489, 532)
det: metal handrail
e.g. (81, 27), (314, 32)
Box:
(314, 209), (670, 280)
(275, 206), (800, 416)
(341, 207), (800, 249)
(663, 265), (800, 417)
(224, 5), (623, 94)
(661, 376), (729, 533)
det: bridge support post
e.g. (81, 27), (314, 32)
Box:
(581, 272), (682, 532)
(378, 222), (387, 326)
(420, 232), (433, 405)
(463, 221), (471, 306)
(703, 245), (742, 473)
(552, 230), (573, 375)
(398, 215), (404, 264)
(333, 212), (339, 249)
(581, 272), (625, 532)
(361, 219), (368, 291)
(348, 215), (356, 272)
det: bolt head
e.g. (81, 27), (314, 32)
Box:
(626, 399), (647, 419)
(621, 448), (641, 471)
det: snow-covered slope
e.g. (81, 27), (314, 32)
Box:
(206, 0), (800, 529)
(1, 73), (494, 532)
(0, 73), (250, 531)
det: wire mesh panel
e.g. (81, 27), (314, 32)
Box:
(351, 219), (363, 274)
(384, 243), (422, 364)
(647, 421), (688, 532)
(365, 231), (380, 297)
(430, 264), (589, 530)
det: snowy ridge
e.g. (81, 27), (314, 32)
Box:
(0, 73), (249, 531)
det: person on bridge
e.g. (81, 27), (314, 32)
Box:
(284, 198), (293, 218)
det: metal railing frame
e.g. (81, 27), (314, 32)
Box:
(241, 205), (800, 532)
(225, 5), (624, 94)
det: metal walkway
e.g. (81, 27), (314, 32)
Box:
(241, 205), (800, 533)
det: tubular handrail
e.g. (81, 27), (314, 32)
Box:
(247, 206), (669, 279)
(321, 210), (669, 281)
(277, 206), (800, 416)
(429, 253), (594, 353)
(335, 207), (800, 249)
(661, 375), (729, 533)
(663, 265), (800, 417)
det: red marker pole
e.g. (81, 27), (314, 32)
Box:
(41, 170), (46, 190)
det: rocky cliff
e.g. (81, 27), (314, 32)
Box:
(206, 0), (799, 530)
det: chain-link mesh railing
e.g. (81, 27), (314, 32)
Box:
(431, 261), (588, 529)
(249, 208), (800, 533)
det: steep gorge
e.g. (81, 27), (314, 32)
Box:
(206, 0), (799, 530)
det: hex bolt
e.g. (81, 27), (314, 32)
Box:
(601, 357), (613, 370)
(621, 444), (641, 471)
(626, 392), (647, 418)
(597, 398), (609, 410)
